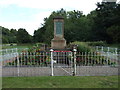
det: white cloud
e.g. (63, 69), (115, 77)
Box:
(34, 11), (51, 22)
(0, 0), (102, 14)
(102, 0), (117, 2)
(118, 1), (120, 4)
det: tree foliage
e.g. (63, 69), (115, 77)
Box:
(17, 28), (32, 43)
(1, 26), (17, 43)
(94, 2), (120, 43)
(1, 26), (32, 44)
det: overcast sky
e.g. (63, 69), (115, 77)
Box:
(0, 0), (119, 35)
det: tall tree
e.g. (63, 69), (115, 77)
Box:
(33, 26), (46, 43)
(17, 28), (32, 43)
(9, 29), (17, 43)
(93, 1), (119, 43)
(1, 26), (18, 43)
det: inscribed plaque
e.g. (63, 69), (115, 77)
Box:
(55, 21), (63, 35)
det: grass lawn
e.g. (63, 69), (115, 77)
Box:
(2, 43), (34, 49)
(107, 44), (120, 49)
(2, 76), (119, 88)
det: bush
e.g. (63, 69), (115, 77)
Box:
(87, 41), (106, 46)
(35, 43), (44, 47)
(70, 41), (93, 52)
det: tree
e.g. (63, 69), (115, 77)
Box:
(107, 25), (120, 43)
(17, 28), (32, 43)
(9, 29), (17, 43)
(33, 26), (46, 43)
(93, 1), (119, 43)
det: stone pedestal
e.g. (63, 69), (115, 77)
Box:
(51, 16), (66, 49)
(51, 37), (66, 49)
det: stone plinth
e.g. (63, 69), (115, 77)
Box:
(51, 16), (66, 49)
(51, 38), (66, 49)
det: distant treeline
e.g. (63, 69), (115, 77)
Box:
(1, 27), (32, 43)
(1, 1), (120, 44)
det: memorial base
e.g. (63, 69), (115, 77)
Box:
(51, 38), (66, 49)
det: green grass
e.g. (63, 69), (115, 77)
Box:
(107, 44), (120, 49)
(2, 43), (34, 49)
(2, 76), (119, 88)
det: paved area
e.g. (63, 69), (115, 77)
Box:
(2, 66), (118, 77)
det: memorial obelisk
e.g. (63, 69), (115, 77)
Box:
(51, 16), (66, 49)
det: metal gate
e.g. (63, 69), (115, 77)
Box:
(50, 49), (77, 76)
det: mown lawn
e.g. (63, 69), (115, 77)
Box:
(2, 43), (34, 49)
(2, 76), (119, 88)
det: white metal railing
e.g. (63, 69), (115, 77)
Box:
(1, 48), (119, 67)
(76, 51), (118, 67)
(95, 46), (118, 53)
(0, 48), (28, 55)
(1, 48), (119, 76)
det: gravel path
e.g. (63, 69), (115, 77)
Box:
(2, 66), (118, 77)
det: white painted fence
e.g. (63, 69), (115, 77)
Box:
(95, 46), (118, 52)
(1, 48), (119, 76)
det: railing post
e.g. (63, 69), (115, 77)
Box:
(50, 49), (54, 76)
(73, 48), (77, 76)
(107, 47), (110, 66)
(96, 46), (98, 52)
(16, 48), (20, 76)
(101, 46), (103, 52)
(115, 48), (117, 53)
(115, 48), (118, 66)
(107, 47), (110, 52)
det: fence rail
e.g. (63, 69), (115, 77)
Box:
(94, 46), (119, 52)
(1, 48), (119, 76)
(1, 49), (119, 67)
(76, 52), (118, 66)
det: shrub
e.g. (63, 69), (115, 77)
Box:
(35, 43), (44, 47)
(87, 41), (106, 46)
(70, 41), (93, 52)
